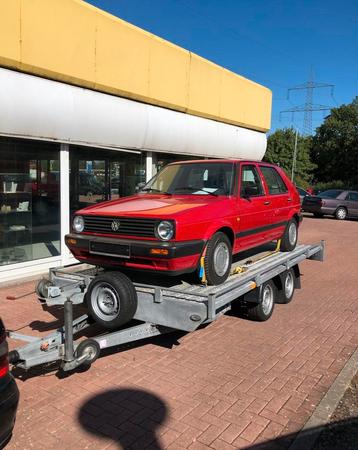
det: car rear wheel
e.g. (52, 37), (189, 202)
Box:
(86, 272), (137, 329)
(280, 219), (298, 252)
(203, 232), (232, 285)
(335, 207), (347, 220)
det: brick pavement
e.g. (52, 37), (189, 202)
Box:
(1, 216), (357, 449)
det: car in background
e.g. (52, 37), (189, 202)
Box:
(296, 187), (310, 204)
(0, 317), (19, 447)
(302, 189), (358, 220)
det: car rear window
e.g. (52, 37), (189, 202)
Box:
(260, 166), (288, 195)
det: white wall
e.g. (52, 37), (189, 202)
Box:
(0, 68), (267, 161)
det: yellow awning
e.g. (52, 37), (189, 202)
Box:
(0, 0), (272, 132)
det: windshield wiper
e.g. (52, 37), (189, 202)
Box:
(141, 187), (172, 195)
(173, 186), (218, 196)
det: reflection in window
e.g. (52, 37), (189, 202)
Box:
(0, 138), (60, 266)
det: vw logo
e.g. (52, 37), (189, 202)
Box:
(111, 220), (120, 232)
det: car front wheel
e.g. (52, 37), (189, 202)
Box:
(203, 232), (232, 285)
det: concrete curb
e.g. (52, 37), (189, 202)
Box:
(289, 347), (358, 450)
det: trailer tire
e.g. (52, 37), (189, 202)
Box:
(86, 272), (137, 329)
(35, 278), (53, 299)
(246, 280), (276, 321)
(280, 219), (298, 252)
(75, 339), (100, 366)
(275, 269), (295, 304)
(203, 232), (232, 285)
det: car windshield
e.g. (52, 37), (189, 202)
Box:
(317, 190), (343, 199)
(142, 162), (235, 196)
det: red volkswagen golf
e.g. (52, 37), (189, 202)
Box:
(66, 160), (301, 286)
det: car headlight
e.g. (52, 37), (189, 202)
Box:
(156, 221), (174, 241)
(73, 215), (84, 233)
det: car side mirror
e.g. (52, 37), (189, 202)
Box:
(135, 182), (146, 192)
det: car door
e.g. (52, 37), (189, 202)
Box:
(346, 191), (358, 216)
(258, 165), (291, 241)
(235, 163), (272, 251)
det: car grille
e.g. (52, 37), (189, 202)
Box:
(83, 216), (157, 238)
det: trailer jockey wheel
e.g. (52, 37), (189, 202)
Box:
(246, 280), (276, 321)
(75, 339), (100, 366)
(35, 278), (53, 300)
(86, 272), (138, 330)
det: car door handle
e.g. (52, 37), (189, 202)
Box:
(263, 201), (271, 205)
(287, 198), (292, 202)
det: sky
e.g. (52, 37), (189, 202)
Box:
(87, 0), (358, 134)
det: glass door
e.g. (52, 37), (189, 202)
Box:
(70, 158), (107, 217)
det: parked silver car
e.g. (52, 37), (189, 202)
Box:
(302, 189), (358, 220)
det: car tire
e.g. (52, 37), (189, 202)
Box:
(280, 219), (298, 252)
(313, 213), (324, 218)
(86, 271), (137, 329)
(335, 207), (347, 220)
(203, 232), (232, 285)
(246, 280), (276, 321)
(275, 269), (295, 304)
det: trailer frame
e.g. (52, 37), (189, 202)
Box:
(8, 241), (324, 372)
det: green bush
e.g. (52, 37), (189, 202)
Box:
(312, 180), (353, 193)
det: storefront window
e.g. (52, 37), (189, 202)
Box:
(0, 137), (60, 266)
(70, 147), (145, 217)
(154, 152), (197, 174)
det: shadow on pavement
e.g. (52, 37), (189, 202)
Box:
(244, 417), (358, 450)
(78, 388), (167, 449)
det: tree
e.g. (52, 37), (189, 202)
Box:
(312, 97), (358, 187)
(264, 128), (315, 187)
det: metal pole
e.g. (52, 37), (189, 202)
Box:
(291, 129), (298, 182)
(64, 297), (74, 362)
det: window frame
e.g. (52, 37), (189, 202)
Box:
(239, 163), (265, 198)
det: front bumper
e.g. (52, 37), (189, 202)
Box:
(65, 233), (205, 275)
(0, 375), (19, 447)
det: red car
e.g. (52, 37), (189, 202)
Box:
(66, 160), (301, 286)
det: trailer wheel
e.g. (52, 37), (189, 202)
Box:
(35, 278), (53, 299)
(75, 339), (100, 366)
(276, 269), (295, 304)
(246, 280), (276, 321)
(86, 272), (138, 329)
(204, 232), (232, 285)
(280, 219), (298, 252)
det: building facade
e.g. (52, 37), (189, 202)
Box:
(0, 0), (271, 282)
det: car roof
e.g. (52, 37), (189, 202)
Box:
(168, 159), (278, 166)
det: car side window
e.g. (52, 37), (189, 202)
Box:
(260, 166), (288, 195)
(240, 165), (264, 197)
(348, 192), (358, 201)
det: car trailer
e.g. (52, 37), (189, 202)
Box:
(8, 242), (324, 372)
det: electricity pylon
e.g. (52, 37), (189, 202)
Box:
(280, 71), (335, 135)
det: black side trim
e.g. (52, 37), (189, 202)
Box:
(236, 221), (287, 238)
